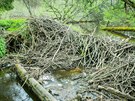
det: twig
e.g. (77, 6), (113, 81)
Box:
(22, 0), (33, 16)
(52, 36), (65, 61)
(114, 45), (133, 53)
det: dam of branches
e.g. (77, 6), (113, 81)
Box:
(1, 0), (135, 101)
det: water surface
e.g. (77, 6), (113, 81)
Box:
(0, 71), (34, 101)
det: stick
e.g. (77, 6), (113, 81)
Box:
(52, 36), (64, 61)
(15, 64), (57, 101)
(98, 85), (135, 100)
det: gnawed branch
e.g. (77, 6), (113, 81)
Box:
(98, 85), (135, 100)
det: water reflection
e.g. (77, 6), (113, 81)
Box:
(39, 68), (83, 101)
(0, 71), (33, 101)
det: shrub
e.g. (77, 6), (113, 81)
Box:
(0, 37), (6, 57)
(0, 18), (26, 32)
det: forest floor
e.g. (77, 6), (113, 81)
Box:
(1, 17), (135, 101)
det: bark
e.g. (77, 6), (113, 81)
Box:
(15, 64), (57, 101)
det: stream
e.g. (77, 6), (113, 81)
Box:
(0, 67), (95, 101)
(39, 68), (84, 101)
(0, 70), (39, 101)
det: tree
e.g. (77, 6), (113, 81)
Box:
(122, 0), (135, 9)
(0, 0), (14, 11)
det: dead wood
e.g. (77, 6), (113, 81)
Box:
(98, 85), (135, 100)
(101, 27), (135, 32)
(15, 64), (57, 101)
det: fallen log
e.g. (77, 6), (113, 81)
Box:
(107, 31), (130, 39)
(107, 31), (135, 41)
(101, 27), (135, 32)
(66, 20), (97, 24)
(98, 85), (135, 100)
(15, 64), (57, 101)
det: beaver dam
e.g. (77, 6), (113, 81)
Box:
(1, 17), (135, 101)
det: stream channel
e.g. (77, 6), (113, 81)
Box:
(0, 69), (39, 101)
(0, 67), (87, 101)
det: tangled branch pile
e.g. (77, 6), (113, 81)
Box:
(26, 17), (135, 100)
(2, 17), (135, 100)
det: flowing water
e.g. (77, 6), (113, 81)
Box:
(0, 70), (39, 101)
(0, 67), (95, 101)
(39, 67), (86, 101)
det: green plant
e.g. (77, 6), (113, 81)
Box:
(0, 18), (26, 32)
(0, 37), (6, 57)
(0, 0), (14, 11)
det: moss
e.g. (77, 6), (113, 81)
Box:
(101, 27), (135, 32)
(0, 18), (26, 32)
(0, 37), (6, 57)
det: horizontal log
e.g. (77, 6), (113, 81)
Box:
(66, 20), (97, 24)
(101, 27), (135, 32)
(108, 31), (130, 39)
(15, 64), (57, 101)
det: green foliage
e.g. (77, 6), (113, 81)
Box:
(0, 19), (26, 32)
(103, 1), (135, 26)
(0, 37), (6, 57)
(0, 0), (14, 11)
(43, 0), (135, 27)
